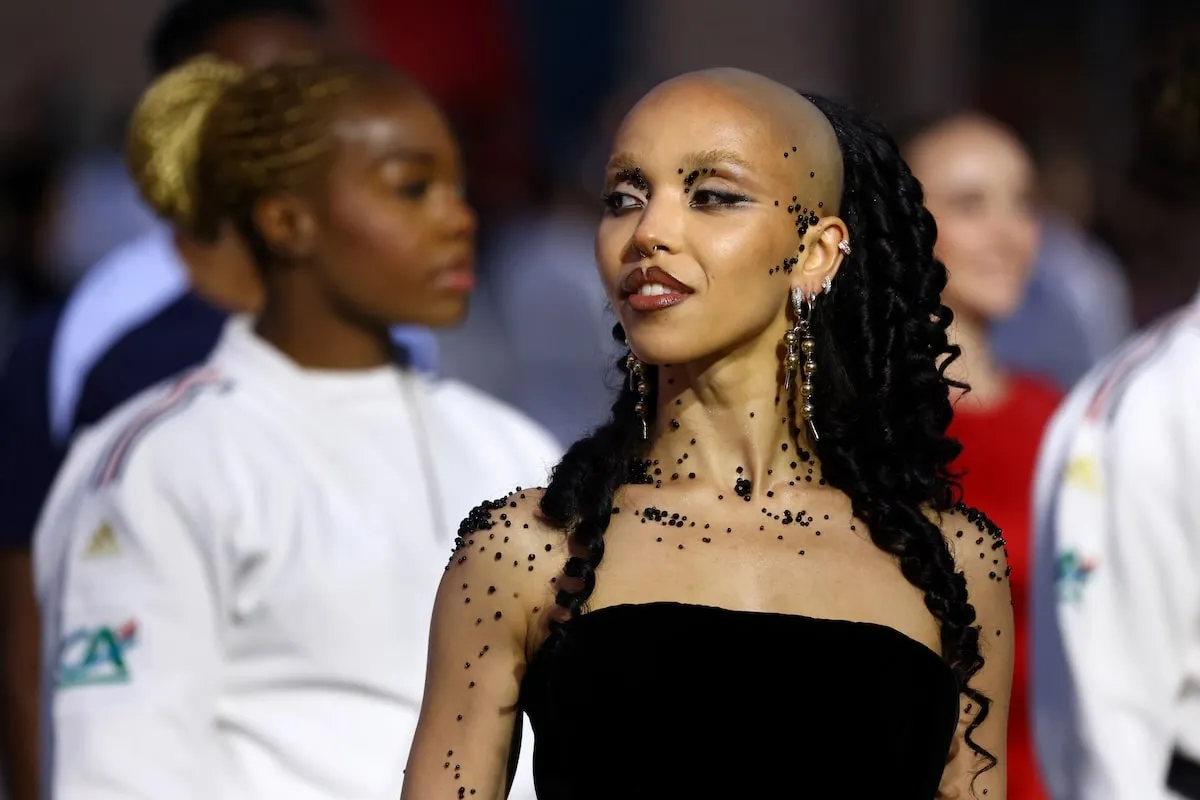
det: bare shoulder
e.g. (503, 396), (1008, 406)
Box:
(446, 487), (566, 572)
(934, 503), (1011, 592)
(932, 502), (1014, 663)
(439, 488), (568, 653)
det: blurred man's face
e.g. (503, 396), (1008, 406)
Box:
(204, 15), (326, 70)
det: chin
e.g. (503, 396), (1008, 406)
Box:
(989, 302), (1025, 322)
(982, 288), (1028, 321)
(625, 329), (717, 367)
(621, 301), (773, 367)
(401, 295), (470, 329)
(952, 279), (1027, 323)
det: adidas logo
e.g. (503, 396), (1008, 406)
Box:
(83, 523), (120, 559)
(1064, 456), (1102, 493)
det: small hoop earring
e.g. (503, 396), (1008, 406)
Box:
(626, 352), (649, 440)
(838, 239), (852, 256)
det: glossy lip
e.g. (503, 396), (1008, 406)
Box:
(433, 255), (476, 292)
(620, 265), (694, 312)
(619, 265), (694, 297)
(627, 291), (690, 312)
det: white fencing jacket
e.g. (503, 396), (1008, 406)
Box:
(1032, 291), (1200, 800)
(34, 316), (561, 800)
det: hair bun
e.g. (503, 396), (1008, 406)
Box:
(125, 56), (245, 234)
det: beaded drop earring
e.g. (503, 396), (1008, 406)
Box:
(797, 291), (819, 442)
(783, 288), (802, 393)
(625, 353), (649, 440)
(782, 287), (821, 442)
(792, 237), (850, 441)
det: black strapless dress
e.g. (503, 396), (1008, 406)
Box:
(520, 602), (959, 799)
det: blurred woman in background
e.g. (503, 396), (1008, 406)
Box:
(34, 54), (557, 799)
(0, 5), (332, 797)
(906, 112), (1059, 800)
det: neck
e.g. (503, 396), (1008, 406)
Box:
(174, 232), (263, 313)
(944, 307), (1008, 407)
(254, 279), (394, 371)
(644, 339), (818, 500)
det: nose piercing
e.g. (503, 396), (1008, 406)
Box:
(638, 244), (666, 258)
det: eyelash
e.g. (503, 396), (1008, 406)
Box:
(396, 181), (430, 200)
(691, 189), (749, 207)
(601, 188), (749, 215)
(601, 191), (637, 214)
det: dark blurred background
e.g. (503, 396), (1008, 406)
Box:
(1, 0), (1197, 342)
(2, 0), (1198, 482)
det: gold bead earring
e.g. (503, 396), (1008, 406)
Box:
(626, 352), (649, 440)
(784, 287), (820, 442)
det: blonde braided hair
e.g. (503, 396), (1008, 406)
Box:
(126, 56), (244, 237)
(126, 53), (378, 241)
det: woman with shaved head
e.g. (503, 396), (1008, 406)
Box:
(404, 69), (1012, 799)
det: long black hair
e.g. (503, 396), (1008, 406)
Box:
(538, 93), (994, 779)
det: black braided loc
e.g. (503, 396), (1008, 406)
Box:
(802, 92), (994, 784)
(539, 323), (655, 644)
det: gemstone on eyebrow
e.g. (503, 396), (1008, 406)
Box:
(615, 167), (648, 192)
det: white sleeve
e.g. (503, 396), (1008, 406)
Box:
(1051, 361), (1200, 799)
(39, 442), (223, 800)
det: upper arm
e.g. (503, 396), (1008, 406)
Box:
(40, 436), (223, 800)
(939, 505), (1015, 800)
(403, 491), (562, 800)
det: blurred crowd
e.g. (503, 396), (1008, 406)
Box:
(0, 1), (1198, 799)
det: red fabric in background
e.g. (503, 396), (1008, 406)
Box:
(354, 0), (516, 113)
(353, 0), (532, 214)
(948, 374), (1061, 800)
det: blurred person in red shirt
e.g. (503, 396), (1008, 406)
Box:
(905, 113), (1059, 800)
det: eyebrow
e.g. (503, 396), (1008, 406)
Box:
(605, 149), (755, 178)
(376, 148), (437, 164)
(680, 149), (754, 173)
